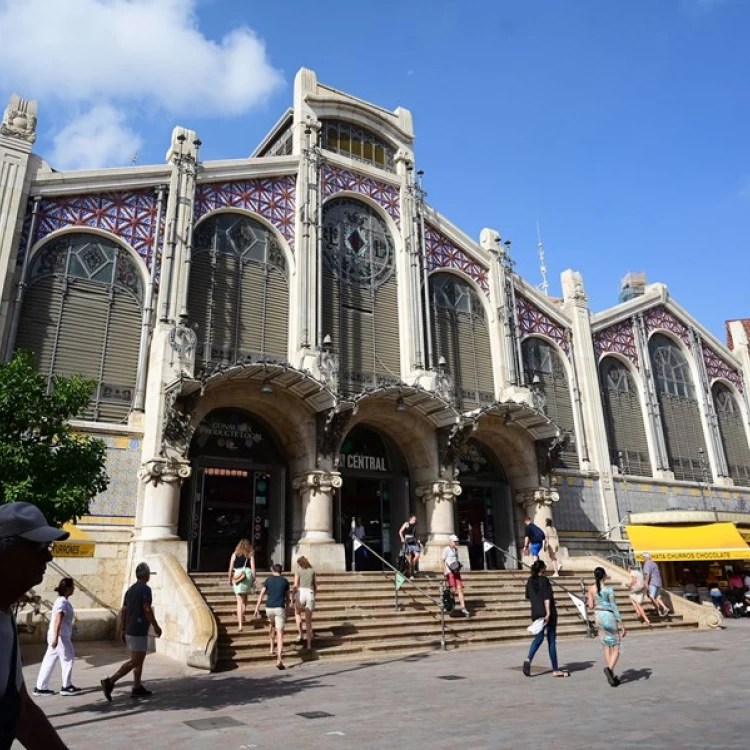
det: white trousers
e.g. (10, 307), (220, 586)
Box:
(36, 637), (75, 689)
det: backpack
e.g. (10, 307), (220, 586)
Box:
(442, 587), (456, 613)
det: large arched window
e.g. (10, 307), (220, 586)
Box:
(648, 333), (707, 481)
(15, 233), (144, 422)
(713, 383), (750, 486)
(522, 337), (578, 469)
(189, 213), (289, 369)
(321, 197), (400, 394)
(320, 119), (395, 172)
(430, 272), (493, 410)
(599, 357), (651, 477)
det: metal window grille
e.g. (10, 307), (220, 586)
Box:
(15, 233), (143, 422)
(713, 383), (750, 487)
(189, 214), (289, 370)
(599, 357), (652, 477)
(320, 119), (396, 173)
(522, 337), (579, 469)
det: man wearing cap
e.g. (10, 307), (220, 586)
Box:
(642, 552), (670, 617)
(100, 562), (162, 701)
(0, 502), (70, 749)
(442, 534), (470, 617)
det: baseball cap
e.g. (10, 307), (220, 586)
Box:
(0, 502), (70, 543)
(449, 534), (459, 542)
(135, 562), (155, 577)
(642, 552), (651, 559)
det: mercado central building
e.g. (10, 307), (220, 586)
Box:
(2, 70), (750, 661)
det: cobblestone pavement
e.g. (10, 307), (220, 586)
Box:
(15, 620), (750, 750)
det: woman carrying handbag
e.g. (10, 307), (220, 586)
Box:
(227, 539), (256, 632)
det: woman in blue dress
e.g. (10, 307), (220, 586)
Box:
(587, 566), (626, 687)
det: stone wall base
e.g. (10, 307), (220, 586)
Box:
(291, 540), (345, 572)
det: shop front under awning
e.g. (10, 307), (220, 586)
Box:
(626, 522), (750, 562)
(53, 523), (96, 558)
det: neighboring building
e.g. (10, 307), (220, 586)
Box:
(2, 72), (750, 654)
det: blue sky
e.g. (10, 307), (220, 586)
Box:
(1, 0), (747, 339)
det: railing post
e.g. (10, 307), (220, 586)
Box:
(439, 579), (447, 651)
(580, 578), (592, 637)
(350, 516), (356, 572)
(481, 522), (487, 570)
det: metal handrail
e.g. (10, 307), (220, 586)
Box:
(352, 537), (447, 651)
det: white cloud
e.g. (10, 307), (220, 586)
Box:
(50, 105), (142, 170)
(0, 0), (283, 115)
(0, 0), (284, 167)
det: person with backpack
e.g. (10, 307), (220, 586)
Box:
(442, 535), (470, 617)
(522, 516), (546, 562)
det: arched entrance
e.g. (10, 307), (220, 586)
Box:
(181, 408), (287, 572)
(455, 438), (513, 570)
(334, 425), (409, 570)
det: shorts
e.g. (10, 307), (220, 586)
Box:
(295, 587), (315, 612)
(125, 635), (150, 653)
(530, 542), (543, 557)
(446, 572), (463, 590)
(405, 542), (421, 555)
(630, 590), (645, 605)
(266, 607), (286, 629)
(648, 585), (661, 598)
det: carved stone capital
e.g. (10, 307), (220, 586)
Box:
(292, 471), (343, 495)
(138, 459), (192, 486)
(1, 94), (37, 144)
(516, 487), (560, 509)
(415, 479), (462, 503)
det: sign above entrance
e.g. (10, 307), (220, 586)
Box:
(191, 409), (281, 463)
(340, 453), (387, 472)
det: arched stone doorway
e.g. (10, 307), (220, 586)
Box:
(335, 425), (410, 570)
(455, 438), (513, 570)
(181, 407), (287, 572)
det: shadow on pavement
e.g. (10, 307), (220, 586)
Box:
(563, 660), (596, 673)
(618, 667), (653, 683)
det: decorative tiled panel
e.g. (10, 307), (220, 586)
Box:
(20, 190), (161, 269)
(516, 292), (570, 356)
(593, 319), (638, 367)
(702, 343), (743, 393)
(424, 223), (489, 294)
(195, 175), (297, 250)
(643, 305), (690, 346)
(87, 435), (141, 518)
(320, 163), (400, 227)
(554, 476), (605, 532)
(614, 479), (750, 515)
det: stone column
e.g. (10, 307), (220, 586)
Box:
(292, 470), (345, 571)
(0, 94), (36, 356)
(136, 459), (191, 540)
(415, 479), (468, 571)
(516, 487), (562, 566)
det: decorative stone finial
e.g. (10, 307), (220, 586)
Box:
(479, 228), (501, 254)
(166, 126), (200, 163)
(1, 94), (38, 144)
(561, 269), (587, 303)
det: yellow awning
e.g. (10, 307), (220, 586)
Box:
(53, 523), (96, 558)
(626, 523), (750, 562)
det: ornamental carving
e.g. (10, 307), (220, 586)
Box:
(535, 433), (571, 479)
(194, 175), (297, 250)
(702, 343), (743, 393)
(414, 479), (462, 503)
(437, 421), (475, 476)
(516, 293), (570, 357)
(316, 409), (353, 467)
(516, 487), (560, 509)
(593, 319), (639, 367)
(161, 386), (198, 458)
(642, 305), (690, 346)
(1, 94), (37, 143)
(424, 223), (489, 295)
(137, 459), (191, 485)
(292, 471), (343, 495)
(20, 190), (162, 269)
(321, 164), (401, 227)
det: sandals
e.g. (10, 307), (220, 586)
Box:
(276, 662), (286, 670)
(522, 660), (531, 677)
(553, 670), (570, 677)
(604, 667), (619, 687)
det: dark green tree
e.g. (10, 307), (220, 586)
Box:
(0, 351), (109, 527)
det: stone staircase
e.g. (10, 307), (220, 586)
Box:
(191, 570), (698, 671)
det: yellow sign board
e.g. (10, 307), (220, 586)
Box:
(627, 522), (750, 563)
(52, 523), (96, 558)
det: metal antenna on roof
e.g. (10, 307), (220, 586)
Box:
(130, 151), (139, 165)
(536, 220), (549, 297)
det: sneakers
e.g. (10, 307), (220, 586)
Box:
(60, 685), (82, 696)
(100, 677), (113, 702)
(461, 608), (470, 617)
(130, 685), (153, 698)
(32, 688), (56, 697)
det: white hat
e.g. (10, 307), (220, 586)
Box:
(0, 502), (69, 543)
(449, 534), (459, 542)
(642, 552), (651, 559)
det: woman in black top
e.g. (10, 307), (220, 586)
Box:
(523, 560), (569, 677)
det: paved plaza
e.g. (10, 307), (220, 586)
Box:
(17, 621), (750, 750)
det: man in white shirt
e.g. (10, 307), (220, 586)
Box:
(442, 534), (470, 617)
(0, 502), (70, 749)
